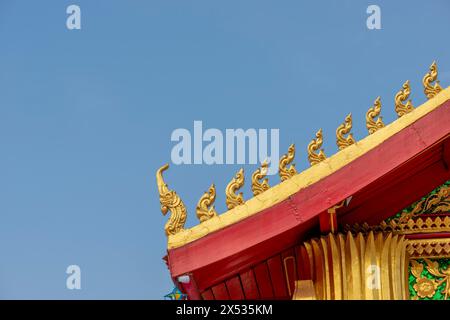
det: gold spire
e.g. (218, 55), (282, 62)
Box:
(196, 184), (218, 223)
(366, 97), (385, 135)
(422, 61), (442, 99)
(279, 144), (297, 181)
(336, 113), (355, 150)
(307, 129), (326, 166)
(251, 161), (270, 196)
(225, 168), (245, 210)
(156, 164), (187, 236)
(395, 80), (414, 117)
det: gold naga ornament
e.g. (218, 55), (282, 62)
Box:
(307, 129), (326, 166)
(251, 161), (270, 196)
(196, 184), (218, 223)
(365, 97), (385, 135)
(279, 144), (297, 181)
(156, 164), (187, 236)
(395, 80), (414, 117)
(336, 113), (355, 150)
(422, 61), (442, 100)
(225, 168), (245, 210)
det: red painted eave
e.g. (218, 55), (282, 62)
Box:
(168, 98), (450, 292)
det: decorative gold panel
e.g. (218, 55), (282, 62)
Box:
(301, 231), (408, 300)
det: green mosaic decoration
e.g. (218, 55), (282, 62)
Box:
(409, 258), (450, 300)
(400, 181), (450, 300)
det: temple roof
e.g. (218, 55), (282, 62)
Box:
(158, 62), (449, 251)
(157, 62), (450, 293)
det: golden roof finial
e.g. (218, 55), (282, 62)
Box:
(422, 61), (442, 99)
(307, 129), (326, 166)
(251, 160), (270, 196)
(279, 144), (298, 181)
(395, 80), (414, 117)
(156, 164), (187, 236)
(225, 168), (245, 210)
(196, 184), (218, 223)
(366, 97), (385, 135)
(336, 114), (355, 150)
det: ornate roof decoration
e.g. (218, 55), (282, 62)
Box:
(156, 164), (187, 236)
(225, 168), (245, 210)
(366, 97), (385, 134)
(307, 129), (326, 166)
(251, 161), (270, 196)
(344, 181), (450, 235)
(196, 184), (218, 223)
(156, 61), (449, 247)
(410, 257), (450, 300)
(279, 144), (297, 181)
(423, 61), (443, 99)
(395, 80), (414, 117)
(336, 113), (355, 150)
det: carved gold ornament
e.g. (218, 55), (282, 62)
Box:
(366, 97), (385, 135)
(307, 129), (326, 166)
(407, 239), (450, 258)
(279, 144), (297, 181)
(196, 184), (218, 223)
(399, 182), (450, 223)
(395, 80), (414, 117)
(156, 164), (187, 236)
(225, 168), (245, 210)
(336, 113), (355, 150)
(411, 258), (450, 300)
(251, 161), (270, 196)
(413, 275), (438, 298)
(346, 183), (450, 235)
(301, 231), (408, 300)
(422, 61), (442, 99)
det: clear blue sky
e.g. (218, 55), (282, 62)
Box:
(0, 0), (449, 299)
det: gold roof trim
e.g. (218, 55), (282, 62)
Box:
(167, 87), (450, 249)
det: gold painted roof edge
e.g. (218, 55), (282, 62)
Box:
(167, 87), (450, 250)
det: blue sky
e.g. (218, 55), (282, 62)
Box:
(0, 1), (449, 299)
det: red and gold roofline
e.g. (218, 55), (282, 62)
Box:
(156, 61), (449, 249)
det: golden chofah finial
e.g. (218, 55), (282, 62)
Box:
(251, 160), (270, 196)
(156, 164), (187, 236)
(422, 61), (442, 99)
(225, 168), (245, 210)
(366, 97), (385, 135)
(307, 129), (326, 166)
(336, 113), (355, 150)
(196, 184), (218, 223)
(395, 80), (414, 117)
(279, 144), (298, 181)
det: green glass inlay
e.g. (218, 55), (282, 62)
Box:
(409, 258), (450, 300)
